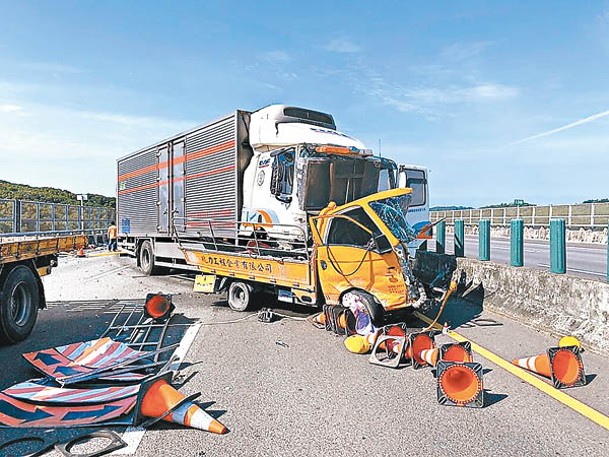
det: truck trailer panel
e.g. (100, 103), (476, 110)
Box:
(117, 111), (252, 242)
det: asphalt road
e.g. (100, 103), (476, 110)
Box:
(430, 235), (608, 281)
(0, 252), (608, 456)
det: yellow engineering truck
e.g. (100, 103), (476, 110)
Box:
(179, 188), (452, 324)
(0, 235), (87, 344)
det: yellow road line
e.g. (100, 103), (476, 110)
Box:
(414, 311), (609, 431)
(88, 252), (121, 257)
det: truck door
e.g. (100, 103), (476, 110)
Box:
(158, 146), (170, 233)
(398, 165), (431, 243)
(172, 141), (186, 232)
(314, 206), (405, 307)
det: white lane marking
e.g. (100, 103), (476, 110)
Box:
(537, 263), (603, 275)
(167, 323), (202, 372)
(86, 265), (131, 281)
(112, 427), (146, 455)
(112, 323), (203, 455)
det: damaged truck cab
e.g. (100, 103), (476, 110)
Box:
(311, 187), (427, 321)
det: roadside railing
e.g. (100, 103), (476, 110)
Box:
(0, 198), (115, 241)
(431, 202), (609, 228)
(426, 218), (609, 282)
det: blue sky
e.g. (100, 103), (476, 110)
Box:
(1, 1), (608, 207)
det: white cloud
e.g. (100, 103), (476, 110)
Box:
(0, 101), (194, 195)
(440, 41), (492, 61)
(363, 78), (519, 117)
(0, 104), (24, 113)
(325, 37), (361, 54)
(462, 84), (519, 100)
(509, 109), (609, 145)
(263, 51), (292, 63)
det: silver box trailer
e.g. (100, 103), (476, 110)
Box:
(116, 111), (253, 273)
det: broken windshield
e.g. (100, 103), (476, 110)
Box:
(369, 194), (416, 243)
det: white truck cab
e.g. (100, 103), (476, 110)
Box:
(242, 105), (396, 241)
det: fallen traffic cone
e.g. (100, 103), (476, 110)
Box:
(407, 331), (436, 369)
(144, 293), (175, 321)
(322, 305), (356, 335)
(437, 361), (484, 408)
(134, 373), (227, 434)
(368, 325), (409, 368)
(418, 341), (473, 369)
(512, 345), (586, 389)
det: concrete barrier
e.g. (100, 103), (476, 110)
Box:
(419, 252), (609, 354)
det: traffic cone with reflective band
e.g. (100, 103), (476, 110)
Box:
(407, 331), (436, 369)
(134, 373), (227, 434)
(313, 312), (325, 325)
(419, 348), (438, 366)
(383, 325), (408, 354)
(416, 341), (473, 369)
(144, 293), (175, 321)
(512, 345), (586, 389)
(437, 361), (484, 408)
(368, 325), (409, 368)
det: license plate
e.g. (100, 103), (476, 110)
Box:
(194, 274), (216, 293)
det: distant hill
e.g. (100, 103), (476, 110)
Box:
(430, 205), (474, 211)
(0, 180), (115, 208)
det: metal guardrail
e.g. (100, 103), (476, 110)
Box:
(431, 202), (609, 228)
(428, 218), (609, 282)
(0, 198), (116, 237)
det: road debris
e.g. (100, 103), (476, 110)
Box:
(0, 293), (228, 434)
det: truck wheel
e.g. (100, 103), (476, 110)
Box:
(0, 265), (40, 345)
(139, 241), (160, 276)
(342, 289), (385, 328)
(227, 282), (253, 312)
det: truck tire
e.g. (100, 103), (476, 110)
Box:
(0, 265), (40, 345)
(227, 281), (253, 312)
(341, 289), (385, 327)
(139, 240), (160, 276)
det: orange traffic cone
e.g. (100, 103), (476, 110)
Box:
(407, 331), (436, 369)
(440, 341), (473, 363)
(418, 341), (474, 368)
(437, 361), (484, 408)
(134, 374), (227, 434)
(512, 345), (586, 389)
(368, 325), (409, 368)
(76, 247), (86, 258)
(144, 293), (175, 321)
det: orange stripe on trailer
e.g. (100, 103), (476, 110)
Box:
(178, 164), (235, 182)
(186, 140), (235, 162)
(118, 140), (236, 181)
(118, 165), (235, 195)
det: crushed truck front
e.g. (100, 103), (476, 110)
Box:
(312, 187), (428, 319)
